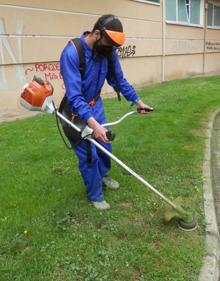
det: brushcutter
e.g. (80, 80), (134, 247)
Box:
(20, 76), (197, 231)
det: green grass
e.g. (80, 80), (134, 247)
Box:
(1, 75), (220, 281)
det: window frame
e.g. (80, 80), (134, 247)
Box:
(131, 0), (160, 6)
(166, 0), (204, 28)
(208, 1), (220, 29)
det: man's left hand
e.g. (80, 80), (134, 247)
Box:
(136, 100), (154, 114)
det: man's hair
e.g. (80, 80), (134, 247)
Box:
(92, 14), (123, 33)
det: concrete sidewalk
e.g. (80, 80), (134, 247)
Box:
(199, 110), (220, 281)
(212, 113), (220, 234)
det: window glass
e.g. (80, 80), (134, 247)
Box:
(166, 0), (202, 25)
(214, 6), (220, 26)
(208, 2), (220, 27)
(178, 0), (188, 22)
(190, 0), (200, 24)
(208, 3), (213, 26)
(166, 0), (177, 21)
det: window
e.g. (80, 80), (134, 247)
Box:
(208, 2), (220, 27)
(166, 0), (203, 26)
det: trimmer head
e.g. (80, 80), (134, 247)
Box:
(164, 197), (197, 231)
(177, 218), (197, 231)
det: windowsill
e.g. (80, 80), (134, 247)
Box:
(166, 20), (204, 29)
(130, 0), (160, 6)
(207, 26), (220, 30)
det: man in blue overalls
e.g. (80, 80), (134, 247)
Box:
(60, 14), (153, 210)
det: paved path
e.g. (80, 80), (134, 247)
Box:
(212, 114), (220, 232)
(199, 110), (220, 281)
(211, 113), (220, 281)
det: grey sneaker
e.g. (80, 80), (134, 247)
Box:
(92, 200), (110, 210)
(102, 175), (120, 189)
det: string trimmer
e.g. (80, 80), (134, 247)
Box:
(20, 76), (197, 231)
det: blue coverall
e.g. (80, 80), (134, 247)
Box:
(60, 32), (140, 202)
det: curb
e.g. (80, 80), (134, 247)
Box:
(199, 109), (220, 281)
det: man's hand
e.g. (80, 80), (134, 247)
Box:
(136, 100), (154, 114)
(87, 117), (110, 143)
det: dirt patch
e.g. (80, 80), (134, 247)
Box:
(0, 111), (38, 123)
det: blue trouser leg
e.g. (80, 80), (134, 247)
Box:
(96, 140), (112, 177)
(73, 139), (112, 202)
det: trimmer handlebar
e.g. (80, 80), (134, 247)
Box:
(101, 108), (153, 141)
(101, 107), (153, 128)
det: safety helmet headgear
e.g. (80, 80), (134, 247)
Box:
(93, 14), (125, 47)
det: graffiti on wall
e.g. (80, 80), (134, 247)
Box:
(25, 63), (63, 81)
(25, 62), (65, 90)
(116, 45), (136, 58)
(206, 41), (220, 51)
(0, 16), (136, 91)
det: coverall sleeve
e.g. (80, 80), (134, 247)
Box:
(60, 43), (93, 122)
(106, 50), (140, 103)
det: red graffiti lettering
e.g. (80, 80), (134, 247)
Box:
(25, 67), (34, 75)
(24, 62), (63, 91)
(44, 72), (62, 81)
(35, 63), (60, 72)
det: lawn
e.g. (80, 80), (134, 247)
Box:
(1, 75), (220, 281)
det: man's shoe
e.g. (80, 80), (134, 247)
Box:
(102, 175), (120, 189)
(92, 200), (110, 210)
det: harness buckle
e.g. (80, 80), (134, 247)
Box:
(89, 99), (95, 107)
(71, 113), (77, 121)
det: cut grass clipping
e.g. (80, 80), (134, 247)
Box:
(1, 75), (220, 281)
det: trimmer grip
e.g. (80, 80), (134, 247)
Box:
(106, 130), (116, 141)
(137, 107), (154, 113)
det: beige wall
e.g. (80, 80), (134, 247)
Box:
(0, 0), (220, 119)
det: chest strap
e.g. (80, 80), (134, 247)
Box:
(88, 90), (101, 107)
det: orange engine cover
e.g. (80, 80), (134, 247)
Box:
(21, 80), (53, 107)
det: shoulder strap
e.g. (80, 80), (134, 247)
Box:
(71, 38), (86, 77)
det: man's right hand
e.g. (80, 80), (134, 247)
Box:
(87, 117), (110, 143)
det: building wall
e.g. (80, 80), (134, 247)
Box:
(205, 26), (220, 73)
(0, 0), (220, 119)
